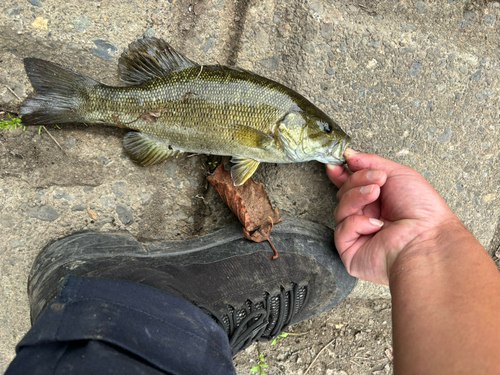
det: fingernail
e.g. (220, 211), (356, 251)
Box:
(360, 185), (374, 195)
(369, 218), (384, 227)
(344, 148), (359, 157)
(366, 170), (383, 181)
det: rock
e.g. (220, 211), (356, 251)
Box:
(90, 38), (118, 61)
(437, 126), (452, 143)
(407, 61), (422, 75)
(414, 1), (427, 14)
(201, 37), (214, 52)
(483, 14), (497, 26)
(116, 205), (133, 225)
(53, 191), (72, 201)
(112, 181), (128, 198)
(71, 14), (93, 33)
(464, 11), (477, 22)
(476, 89), (493, 101)
(98, 155), (111, 165)
(309, 2), (323, 14)
(258, 56), (279, 71)
(71, 205), (85, 212)
(140, 193), (152, 205)
(320, 23), (333, 40)
(325, 66), (335, 75)
(26, 206), (59, 222)
(470, 70), (482, 82)
(28, 0), (43, 7)
(11, 240), (22, 249)
(65, 137), (76, 149)
(7, 5), (24, 16)
(143, 27), (155, 38)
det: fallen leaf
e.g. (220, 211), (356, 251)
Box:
(207, 164), (281, 258)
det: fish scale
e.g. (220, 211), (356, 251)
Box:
(20, 37), (350, 185)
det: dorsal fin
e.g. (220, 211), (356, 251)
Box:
(118, 38), (198, 85)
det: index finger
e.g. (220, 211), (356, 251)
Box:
(326, 163), (350, 188)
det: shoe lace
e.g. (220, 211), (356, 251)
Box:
(198, 282), (309, 356)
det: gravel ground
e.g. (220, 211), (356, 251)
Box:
(1, 0), (500, 373)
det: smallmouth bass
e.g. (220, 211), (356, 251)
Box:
(20, 38), (350, 185)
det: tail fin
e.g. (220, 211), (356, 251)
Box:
(20, 58), (98, 125)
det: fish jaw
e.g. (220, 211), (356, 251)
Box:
(314, 135), (350, 164)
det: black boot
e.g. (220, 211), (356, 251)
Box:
(29, 218), (356, 356)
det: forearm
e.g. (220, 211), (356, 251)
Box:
(389, 222), (500, 375)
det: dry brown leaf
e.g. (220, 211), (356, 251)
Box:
(207, 164), (282, 258)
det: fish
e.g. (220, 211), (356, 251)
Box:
(20, 37), (350, 185)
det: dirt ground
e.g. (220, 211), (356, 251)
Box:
(1, 0), (500, 374)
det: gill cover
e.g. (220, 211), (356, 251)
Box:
(277, 112), (307, 162)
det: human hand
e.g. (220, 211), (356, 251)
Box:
(326, 149), (464, 285)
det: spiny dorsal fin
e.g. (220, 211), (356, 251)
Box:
(118, 38), (198, 85)
(230, 157), (260, 186)
(123, 131), (182, 167)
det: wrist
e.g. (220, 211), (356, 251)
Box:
(388, 219), (477, 284)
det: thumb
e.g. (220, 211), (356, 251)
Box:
(344, 149), (402, 174)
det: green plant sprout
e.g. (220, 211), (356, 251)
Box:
(271, 332), (289, 345)
(0, 113), (24, 131)
(0, 115), (59, 135)
(250, 351), (268, 375)
(208, 161), (218, 168)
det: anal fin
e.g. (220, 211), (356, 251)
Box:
(230, 157), (260, 186)
(123, 131), (181, 167)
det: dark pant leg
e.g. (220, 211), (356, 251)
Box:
(6, 276), (236, 375)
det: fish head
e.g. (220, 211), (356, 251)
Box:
(277, 109), (350, 164)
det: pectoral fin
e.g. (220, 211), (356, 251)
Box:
(227, 123), (275, 150)
(123, 131), (182, 166)
(230, 157), (260, 186)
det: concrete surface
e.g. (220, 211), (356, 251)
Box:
(1, 0), (499, 373)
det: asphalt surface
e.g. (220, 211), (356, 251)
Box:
(1, 0), (499, 373)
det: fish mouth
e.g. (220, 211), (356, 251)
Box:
(327, 136), (350, 163)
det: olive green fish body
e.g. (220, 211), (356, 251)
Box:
(84, 66), (296, 163)
(20, 38), (350, 185)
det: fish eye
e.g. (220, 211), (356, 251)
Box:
(318, 120), (332, 133)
